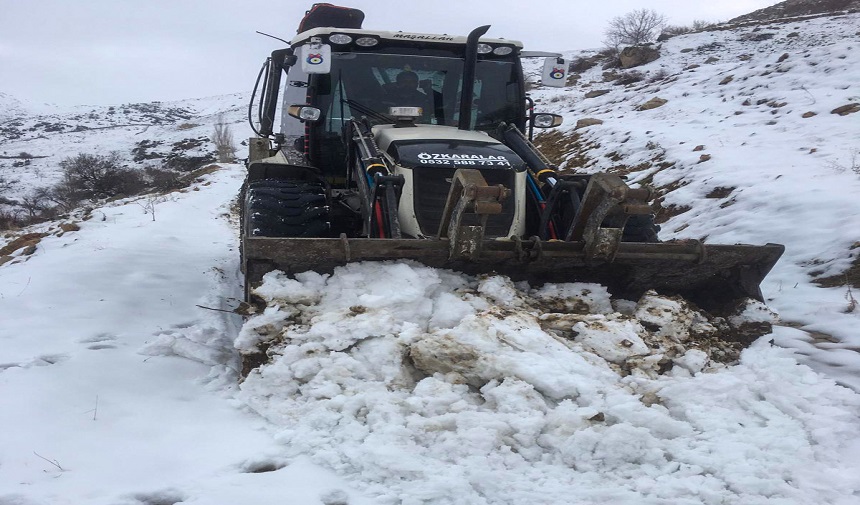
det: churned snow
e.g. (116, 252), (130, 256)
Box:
(237, 260), (859, 504)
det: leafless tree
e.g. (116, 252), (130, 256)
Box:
(213, 115), (236, 163)
(604, 9), (668, 50)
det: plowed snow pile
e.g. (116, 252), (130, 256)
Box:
(237, 262), (860, 504)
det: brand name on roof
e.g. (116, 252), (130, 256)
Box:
(391, 33), (455, 42)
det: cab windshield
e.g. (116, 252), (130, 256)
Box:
(315, 52), (523, 133)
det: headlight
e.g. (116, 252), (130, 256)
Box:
(355, 37), (379, 47)
(288, 105), (322, 122)
(477, 43), (492, 54)
(328, 33), (353, 45)
(493, 46), (513, 56)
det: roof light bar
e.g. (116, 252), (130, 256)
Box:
(355, 36), (379, 47)
(328, 33), (353, 44)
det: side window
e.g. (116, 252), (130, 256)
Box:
(451, 79), (483, 129)
(324, 77), (352, 134)
(474, 61), (519, 129)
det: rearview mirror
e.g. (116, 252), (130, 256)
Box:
(532, 113), (563, 128)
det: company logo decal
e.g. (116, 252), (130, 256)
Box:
(416, 152), (511, 166)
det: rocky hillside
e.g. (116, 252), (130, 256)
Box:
(528, 10), (860, 385)
(0, 93), (250, 226)
(729, 0), (860, 23)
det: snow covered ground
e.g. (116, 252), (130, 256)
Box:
(1, 10), (859, 505)
(0, 167), (376, 504)
(527, 11), (860, 391)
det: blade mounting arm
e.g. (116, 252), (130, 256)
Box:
(437, 169), (510, 261)
(565, 173), (653, 263)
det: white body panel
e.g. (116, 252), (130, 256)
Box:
(372, 124), (499, 152)
(372, 125), (526, 239)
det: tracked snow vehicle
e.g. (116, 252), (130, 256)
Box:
(241, 4), (783, 315)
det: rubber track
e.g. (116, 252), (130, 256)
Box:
(246, 179), (329, 238)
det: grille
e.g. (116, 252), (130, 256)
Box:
(412, 167), (515, 238)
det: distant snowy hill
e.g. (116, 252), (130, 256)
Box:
(0, 91), (29, 123)
(0, 92), (250, 208)
(1, 8), (859, 505)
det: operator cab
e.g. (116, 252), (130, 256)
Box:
(280, 27), (528, 179)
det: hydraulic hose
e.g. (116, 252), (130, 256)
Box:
(248, 58), (270, 137)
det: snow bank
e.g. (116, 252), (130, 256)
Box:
(238, 262), (860, 504)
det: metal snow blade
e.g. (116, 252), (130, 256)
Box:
(243, 169), (784, 313)
(244, 236), (783, 312)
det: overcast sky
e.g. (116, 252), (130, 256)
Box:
(0, 0), (777, 107)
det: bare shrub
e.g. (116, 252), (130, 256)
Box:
(19, 188), (53, 218)
(135, 194), (167, 222)
(212, 115), (236, 163)
(604, 9), (668, 50)
(0, 175), (13, 194)
(56, 152), (146, 204)
(828, 149), (860, 176)
(44, 182), (84, 213)
(145, 167), (184, 192)
(0, 210), (19, 231)
(662, 19), (715, 39)
(661, 25), (691, 38)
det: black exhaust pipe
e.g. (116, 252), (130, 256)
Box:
(458, 25), (490, 131)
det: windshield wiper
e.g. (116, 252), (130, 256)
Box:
(345, 99), (394, 124)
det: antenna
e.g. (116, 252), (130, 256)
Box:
(256, 31), (289, 44)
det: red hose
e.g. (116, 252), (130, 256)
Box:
(374, 200), (385, 238)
